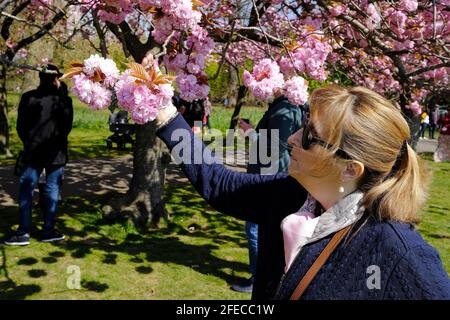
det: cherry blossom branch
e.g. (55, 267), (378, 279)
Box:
(285, 2), (302, 19)
(406, 61), (450, 78)
(1, 0), (30, 40)
(249, 0), (274, 58)
(433, 0), (437, 39)
(209, 19), (236, 81)
(236, 26), (283, 44)
(155, 30), (176, 59)
(92, 10), (108, 57)
(0, 53), (60, 74)
(1, 8), (69, 49)
(232, 30), (274, 58)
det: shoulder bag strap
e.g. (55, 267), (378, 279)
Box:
(290, 224), (352, 300)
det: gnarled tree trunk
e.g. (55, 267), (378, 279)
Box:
(102, 122), (171, 230)
(100, 23), (170, 231)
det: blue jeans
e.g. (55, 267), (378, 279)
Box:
(245, 221), (258, 277)
(17, 165), (64, 235)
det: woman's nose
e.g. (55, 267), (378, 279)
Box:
(288, 129), (302, 147)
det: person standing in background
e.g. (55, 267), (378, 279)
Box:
(5, 64), (73, 245)
(232, 94), (303, 293)
(429, 106), (439, 140)
(434, 106), (450, 162)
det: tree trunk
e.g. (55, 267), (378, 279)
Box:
(226, 85), (248, 145)
(227, 64), (239, 108)
(98, 33), (169, 231)
(228, 85), (249, 130)
(400, 92), (421, 150)
(404, 109), (421, 151)
(0, 62), (12, 157)
(102, 122), (171, 230)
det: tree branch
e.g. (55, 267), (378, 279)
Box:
(1, 9), (68, 48)
(0, 53), (61, 74)
(155, 30), (176, 59)
(107, 20), (155, 62)
(406, 62), (450, 78)
(209, 19), (236, 81)
(1, 0), (30, 40)
(10, 8), (67, 59)
(92, 10), (108, 57)
(106, 22), (130, 58)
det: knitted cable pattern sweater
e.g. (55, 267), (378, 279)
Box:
(157, 114), (450, 300)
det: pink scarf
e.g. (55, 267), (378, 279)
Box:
(280, 194), (319, 272)
(280, 191), (365, 273)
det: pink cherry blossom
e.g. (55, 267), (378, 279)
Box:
(115, 70), (174, 124)
(72, 74), (112, 110)
(399, 0), (418, 12)
(244, 59), (285, 101)
(176, 73), (210, 102)
(83, 54), (120, 87)
(406, 101), (422, 115)
(283, 76), (309, 106)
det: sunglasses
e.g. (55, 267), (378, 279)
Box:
(286, 121), (351, 159)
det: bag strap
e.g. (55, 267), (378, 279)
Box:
(290, 224), (352, 300)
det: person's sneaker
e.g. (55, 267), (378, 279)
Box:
(41, 231), (65, 243)
(4, 233), (31, 246)
(231, 277), (254, 293)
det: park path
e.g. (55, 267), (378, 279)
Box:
(0, 138), (437, 208)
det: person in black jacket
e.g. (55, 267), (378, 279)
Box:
(5, 64), (73, 245)
(231, 95), (303, 293)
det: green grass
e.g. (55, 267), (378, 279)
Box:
(0, 93), (448, 299)
(0, 182), (250, 299)
(417, 153), (450, 271)
(209, 104), (265, 134)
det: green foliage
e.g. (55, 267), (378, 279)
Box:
(204, 60), (231, 102)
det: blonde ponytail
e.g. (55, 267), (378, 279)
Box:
(361, 144), (429, 223)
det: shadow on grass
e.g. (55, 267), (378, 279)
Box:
(81, 280), (109, 292)
(0, 280), (42, 299)
(28, 269), (47, 278)
(0, 168), (250, 299)
(1, 247), (42, 299)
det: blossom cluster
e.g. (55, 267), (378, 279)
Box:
(243, 59), (285, 102)
(64, 54), (174, 124)
(69, 54), (119, 110)
(162, 25), (215, 101)
(243, 59), (309, 105)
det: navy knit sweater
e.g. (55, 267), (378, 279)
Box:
(157, 114), (450, 300)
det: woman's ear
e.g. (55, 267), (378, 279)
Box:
(342, 160), (365, 181)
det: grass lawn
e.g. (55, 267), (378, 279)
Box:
(0, 181), (251, 299)
(415, 153), (450, 272)
(0, 93), (448, 299)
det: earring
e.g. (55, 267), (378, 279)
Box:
(338, 185), (345, 193)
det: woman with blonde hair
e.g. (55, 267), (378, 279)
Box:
(155, 84), (450, 300)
